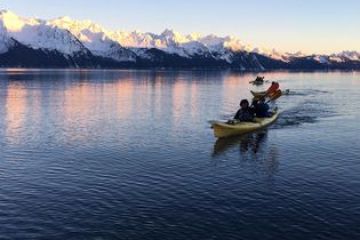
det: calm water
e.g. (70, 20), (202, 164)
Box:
(0, 69), (359, 240)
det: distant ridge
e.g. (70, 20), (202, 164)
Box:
(0, 10), (360, 70)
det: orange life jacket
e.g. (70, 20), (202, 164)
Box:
(267, 82), (280, 95)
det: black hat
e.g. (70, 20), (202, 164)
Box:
(240, 99), (249, 106)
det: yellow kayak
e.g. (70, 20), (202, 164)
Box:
(211, 111), (280, 138)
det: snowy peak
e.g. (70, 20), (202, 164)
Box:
(336, 51), (360, 61)
(49, 16), (110, 46)
(160, 29), (188, 44)
(109, 30), (252, 58)
(50, 16), (106, 35)
(0, 10), (29, 31)
(0, 10), (88, 55)
(49, 16), (136, 62)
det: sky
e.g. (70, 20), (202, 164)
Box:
(1, 0), (359, 54)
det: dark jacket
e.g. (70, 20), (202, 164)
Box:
(254, 102), (270, 118)
(234, 107), (255, 122)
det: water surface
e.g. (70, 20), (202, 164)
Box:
(0, 69), (359, 239)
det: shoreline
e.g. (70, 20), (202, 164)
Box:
(1, 67), (360, 73)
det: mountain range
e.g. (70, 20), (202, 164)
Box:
(1, 10), (360, 70)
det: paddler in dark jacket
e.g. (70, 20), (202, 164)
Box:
(234, 99), (255, 122)
(253, 97), (271, 118)
(255, 76), (264, 82)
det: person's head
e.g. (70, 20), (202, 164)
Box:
(272, 81), (276, 85)
(240, 99), (249, 108)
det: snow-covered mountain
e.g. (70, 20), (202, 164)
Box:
(49, 16), (136, 62)
(0, 10), (89, 56)
(0, 10), (359, 70)
(110, 30), (252, 59)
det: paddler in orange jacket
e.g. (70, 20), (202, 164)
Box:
(266, 81), (280, 96)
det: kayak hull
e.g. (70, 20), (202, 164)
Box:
(212, 111), (280, 138)
(251, 90), (281, 100)
(250, 90), (267, 97)
(250, 81), (264, 85)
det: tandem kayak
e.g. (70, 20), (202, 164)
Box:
(211, 111), (280, 138)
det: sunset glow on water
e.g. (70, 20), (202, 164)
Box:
(0, 70), (359, 239)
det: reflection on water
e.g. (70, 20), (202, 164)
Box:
(213, 131), (267, 155)
(4, 82), (27, 145)
(213, 131), (279, 175)
(0, 69), (360, 239)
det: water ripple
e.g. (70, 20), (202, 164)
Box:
(0, 70), (359, 239)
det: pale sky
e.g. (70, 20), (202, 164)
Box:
(1, 0), (359, 54)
